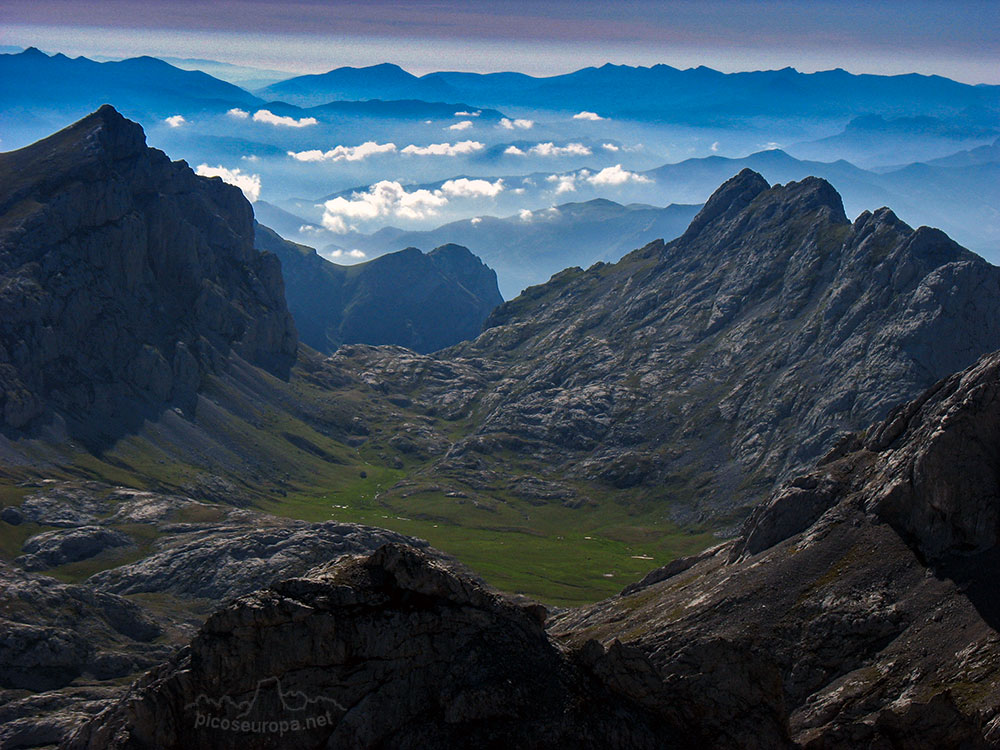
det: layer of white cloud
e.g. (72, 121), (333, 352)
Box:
(587, 164), (652, 186)
(602, 143), (620, 151)
(519, 209), (534, 222)
(516, 142), (592, 157)
(165, 115), (186, 128)
(227, 108), (249, 119)
(241, 154), (259, 162)
(320, 176), (506, 232)
(322, 180), (448, 230)
(454, 110), (480, 117)
(544, 165), (650, 193)
(401, 140), (484, 156)
(448, 120), (473, 131)
(195, 164), (261, 202)
(288, 141), (397, 162)
(253, 109), (317, 128)
(711, 141), (720, 152)
(470, 217), (483, 225)
(573, 111), (605, 121)
(546, 174), (578, 194)
(500, 117), (534, 130)
(329, 249), (367, 259)
(441, 178), (505, 198)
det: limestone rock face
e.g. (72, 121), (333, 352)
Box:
(16, 526), (133, 571)
(0, 561), (166, 693)
(353, 168), (1000, 521)
(555, 348), (1000, 749)
(0, 105), (296, 444)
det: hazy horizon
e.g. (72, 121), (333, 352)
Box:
(2, 0), (998, 85)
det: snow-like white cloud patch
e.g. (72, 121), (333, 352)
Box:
(329, 249), (367, 260)
(499, 117), (534, 130)
(519, 209), (534, 222)
(602, 143), (620, 152)
(454, 110), (480, 117)
(573, 111), (605, 121)
(195, 164), (261, 202)
(586, 164), (651, 186)
(321, 180), (449, 230)
(241, 154), (260, 162)
(227, 108), (250, 119)
(441, 178), (505, 198)
(165, 115), (186, 128)
(448, 120), (473, 131)
(288, 141), (398, 162)
(470, 217), (483, 225)
(711, 141), (720, 152)
(546, 174), (577, 194)
(253, 109), (317, 128)
(761, 141), (782, 150)
(507, 142), (592, 157)
(401, 140), (484, 156)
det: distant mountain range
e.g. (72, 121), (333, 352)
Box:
(259, 61), (1000, 124)
(273, 145), (999, 284)
(256, 224), (502, 353)
(329, 199), (701, 298)
(0, 47), (262, 142)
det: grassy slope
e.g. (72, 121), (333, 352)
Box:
(0, 354), (715, 606)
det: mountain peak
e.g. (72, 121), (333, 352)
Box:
(775, 175), (849, 223)
(680, 168), (770, 239)
(53, 104), (148, 164)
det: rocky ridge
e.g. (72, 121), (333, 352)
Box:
(336, 168), (1000, 522)
(65, 348), (1000, 749)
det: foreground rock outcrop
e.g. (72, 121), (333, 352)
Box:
(0, 105), (296, 446)
(65, 349), (1000, 749)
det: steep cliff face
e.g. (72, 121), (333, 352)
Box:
(0, 105), (296, 445)
(257, 224), (502, 354)
(67, 350), (1000, 749)
(369, 168), (1000, 520)
(553, 348), (1000, 749)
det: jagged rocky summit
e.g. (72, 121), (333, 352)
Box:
(66, 349), (1000, 749)
(0, 105), (296, 446)
(339, 167), (1000, 522)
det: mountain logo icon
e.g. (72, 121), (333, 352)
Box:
(186, 676), (346, 736)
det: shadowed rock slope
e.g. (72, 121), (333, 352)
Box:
(0, 105), (296, 448)
(256, 224), (502, 354)
(67, 350), (1000, 749)
(0, 108), (403, 506)
(347, 168), (1000, 523)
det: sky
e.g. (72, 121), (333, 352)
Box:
(2, 0), (998, 83)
